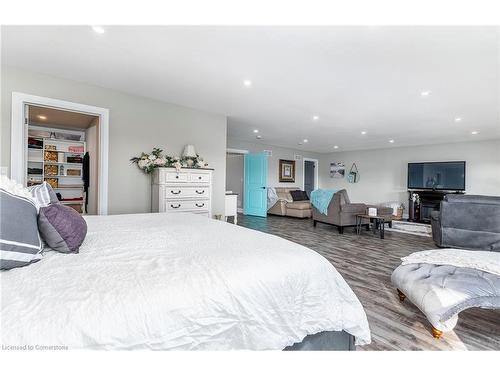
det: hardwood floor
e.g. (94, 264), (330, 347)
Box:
(236, 214), (500, 351)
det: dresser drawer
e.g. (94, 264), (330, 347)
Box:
(166, 200), (209, 212)
(189, 172), (210, 183)
(164, 171), (189, 183)
(165, 187), (210, 199)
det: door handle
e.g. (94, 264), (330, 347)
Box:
(261, 187), (266, 189)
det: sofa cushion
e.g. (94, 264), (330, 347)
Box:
(286, 201), (311, 210)
(290, 190), (309, 201)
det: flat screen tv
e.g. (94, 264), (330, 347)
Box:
(408, 161), (466, 191)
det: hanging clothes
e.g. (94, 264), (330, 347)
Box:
(83, 152), (90, 213)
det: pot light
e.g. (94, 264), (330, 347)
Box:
(333, 145), (339, 149)
(312, 115), (319, 121)
(361, 131), (367, 135)
(389, 139), (395, 143)
(471, 131), (479, 135)
(303, 139), (308, 143)
(455, 117), (462, 122)
(37, 115), (47, 120)
(91, 26), (105, 34)
(243, 80), (252, 87)
(256, 135), (262, 139)
(253, 129), (259, 133)
(421, 90), (431, 97)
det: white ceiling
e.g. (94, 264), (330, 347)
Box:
(2, 26), (499, 153)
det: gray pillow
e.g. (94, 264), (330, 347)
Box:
(28, 182), (59, 207)
(38, 204), (87, 253)
(0, 188), (43, 270)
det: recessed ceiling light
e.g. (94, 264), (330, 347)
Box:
(91, 26), (105, 34)
(303, 139), (308, 143)
(361, 131), (367, 135)
(37, 115), (47, 120)
(243, 80), (252, 87)
(298, 142), (303, 145)
(421, 90), (431, 96)
(256, 135), (262, 139)
(455, 117), (462, 122)
(333, 145), (339, 149)
(253, 129), (259, 133)
(312, 115), (319, 121)
(471, 131), (479, 135)
(389, 139), (395, 143)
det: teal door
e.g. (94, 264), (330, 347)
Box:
(244, 153), (268, 217)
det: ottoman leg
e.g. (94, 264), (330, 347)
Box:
(397, 289), (406, 302)
(432, 327), (443, 339)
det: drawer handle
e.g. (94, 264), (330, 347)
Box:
(195, 203), (205, 208)
(171, 190), (181, 195)
(198, 176), (202, 180)
(170, 204), (181, 209)
(175, 175), (179, 179)
(195, 190), (205, 194)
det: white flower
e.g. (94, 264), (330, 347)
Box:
(138, 159), (150, 169)
(154, 157), (166, 166)
(148, 154), (157, 161)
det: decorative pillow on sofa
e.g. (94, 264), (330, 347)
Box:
(38, 204), (87, 253)
(0, 177), (43, 270)
(28, 182), (59, 207)
(290, 190), (309, 201)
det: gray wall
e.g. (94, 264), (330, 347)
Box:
(1, 66), (227, 215)
(225, 153), (244, 208)
(319, 139), (500, 213)
(227, 138), (323, 190)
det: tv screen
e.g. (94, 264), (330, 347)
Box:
(408, 161), (465, 191)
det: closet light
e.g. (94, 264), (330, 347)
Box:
(37, 115), (47, 120)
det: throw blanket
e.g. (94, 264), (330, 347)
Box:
(267, 187), (279, 210)
(402, 249), (500, 277)
(310, 189), (338, 215)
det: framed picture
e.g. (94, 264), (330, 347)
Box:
(279, 159), (296, 182)
(330, 162), (345, 178)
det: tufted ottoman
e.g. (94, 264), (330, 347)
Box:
(391, 263), (500, 338)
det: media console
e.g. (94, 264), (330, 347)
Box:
(408, 190), (464, 223)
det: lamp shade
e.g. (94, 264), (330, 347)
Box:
(182, 144), (197, 158)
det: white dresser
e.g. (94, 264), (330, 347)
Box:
(151, 167), (213, 217)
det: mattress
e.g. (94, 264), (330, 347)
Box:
(1, 212), (370, 349)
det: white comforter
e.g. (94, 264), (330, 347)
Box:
(402, 249), (500, 277)
(1, 213), (370, 349)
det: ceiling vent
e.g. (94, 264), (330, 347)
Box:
(294, 154), (302, 160)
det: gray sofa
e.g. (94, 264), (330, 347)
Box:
(431, 194), (500, 251)
(312, 189), (392, 234)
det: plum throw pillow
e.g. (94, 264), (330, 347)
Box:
(38, 204), (87, 253)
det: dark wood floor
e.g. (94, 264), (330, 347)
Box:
(236, 214), (500, 351)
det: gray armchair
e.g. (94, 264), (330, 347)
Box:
(312, 189), (392, 234)
(431, 194), (500, 251)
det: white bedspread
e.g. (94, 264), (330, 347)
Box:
(402, 249), (500, 277)
(1, 213), (370, 349)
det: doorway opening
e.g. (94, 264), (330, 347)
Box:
(303, 158), (319, 198)
(26, 105), (99, 214)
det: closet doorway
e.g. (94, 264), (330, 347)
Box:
(27, 105), (99, 214)
(11, 93), (109, 214)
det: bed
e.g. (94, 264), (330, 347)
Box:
(1, 212), (370, 350)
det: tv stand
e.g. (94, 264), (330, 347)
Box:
(408, 190), (464, 223)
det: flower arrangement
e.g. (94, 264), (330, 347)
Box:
(130, 147), (208, 174)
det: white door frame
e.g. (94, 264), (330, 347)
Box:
(11, 92), (109, 215)
(302, 158), (319, 192)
